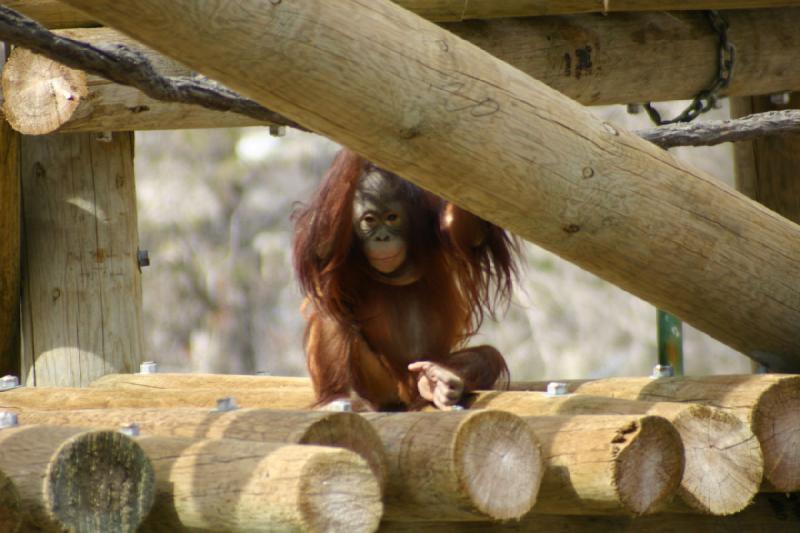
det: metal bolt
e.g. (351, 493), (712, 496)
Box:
(626, 103), (642, 115)
(449, 405), (465, 411)
(0, 412), (18, 429)
(139, 361), (158, 374)
(546, 382), (568, 397)
(216, 397), (239, 412)
(770, 92), (791, 106)
(327, 399), (352, 412)
(95, 131), (113, 142)
(137, 249), (150, 269)
(582, 167), (595, 179)
(652, 364), (675, 378)
(0, 375), (20, 390)
(269, 125), (286, 137)
(119, 423), (140, 437)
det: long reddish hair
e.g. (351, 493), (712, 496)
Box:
(292, 149), (519, 335)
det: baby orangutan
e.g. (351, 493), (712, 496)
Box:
(293, 149), (519, 410)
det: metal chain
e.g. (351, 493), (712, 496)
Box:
(643, 11), (736, 126)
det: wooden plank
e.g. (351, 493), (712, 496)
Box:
(58, 0), (800, 373)
(20, 132), (143, 386)
(10, 0), (800, 27)
(0, 119), (20, 377)
(90, 372), (312, 390)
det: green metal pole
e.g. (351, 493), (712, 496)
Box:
(657, 310), (684, 376)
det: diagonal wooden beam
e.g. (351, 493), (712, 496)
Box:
(58, 0), (800, 371)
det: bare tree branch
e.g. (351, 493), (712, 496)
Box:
(636, 109), (800, 149)
(0, 5), (308, 131)
(0, 5), (799, 149)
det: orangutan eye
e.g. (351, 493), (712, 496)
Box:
(363, 214), (378, 226)
(385, 212), (400, 224)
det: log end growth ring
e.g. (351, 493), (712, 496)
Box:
(2, 47), (87, 135)
(673, 404), (763, 515)
(45, 430), (155, 533)
(299, 411), (389, 494)
(297, 447), (384, 533)
(753, 376), (800, 492)
(613, 415), (684, 515)
(454, 409), (543, 520)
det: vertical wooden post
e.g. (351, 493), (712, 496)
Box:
(731, 93), (800, 372)
(0, 119), (20, 377)
(20, 132), (144, 386)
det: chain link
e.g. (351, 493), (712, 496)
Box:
(643, 11), (736, 126)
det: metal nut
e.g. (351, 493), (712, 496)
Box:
(139, 361), (158, 374)
(546, 382), (568, 396)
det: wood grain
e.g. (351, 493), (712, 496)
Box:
(20, 132), (143, 386)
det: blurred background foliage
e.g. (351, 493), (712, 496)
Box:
(135, 102), (752, 380)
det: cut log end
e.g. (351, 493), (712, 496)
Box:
(0, 470), (21, 533)
(613, 415), (684, 515)
(46, 430), (155, 533)
(753, 376), (800, 492)
(454, 410), (542, 520)
(299, 411), (389, 493)
(673, 404), (762, 515)
(2, 48), (87, 135)
(296, 447), (383, 533)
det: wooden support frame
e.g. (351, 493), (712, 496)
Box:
(9, 0), (800, 28)
(6, 11), (800, 134)
(58, 0), (800, 372)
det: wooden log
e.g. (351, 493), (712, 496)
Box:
(10, 0), (800, 27)
(19, 132), (144, 386)
(0, 119), (20, 377)
(9, 12), (800, 134)
(135, 437), (382, 533)
(511, 374), (800, 492)
(1, 29), (265, 134)
(90, 372), (312, 390)
(731, 94), (800, 223)
(0, 425), (154, 532)
(0, 386), (316, 410)
(364, 410), (542, 521)
(58, 0), (800, 372)
(470, 391), (761, 515)
(377, 493), (800, 532)
(18, 407), (388, 493)
(523, 414), (683, 515)
(0, 469), (21, 533)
